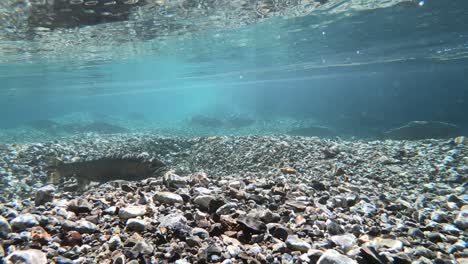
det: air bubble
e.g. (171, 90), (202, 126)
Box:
(70, 0), (84, 4)
(103, 1), (117, 5)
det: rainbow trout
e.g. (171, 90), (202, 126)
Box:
(48, 157), (167, 186)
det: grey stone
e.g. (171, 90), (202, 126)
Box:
(11, 214), (39, 231)
(330, 234), (357, 249)
(0, 215), (12, 239)
(75, 220), (99, 233)
(5, 249), (47, 264)
(153, 192), (184, 205)
(286, 235), (311, 253)
(35, 185), (55, 206)
(108, 235), (123, 250)
(119, 205), (146, 219)
(193, 195), (214, 210)
(191, 227), (209, 239)
(67, 198), (93, 213)
(317, 249), (357, 264)
(126, 218), (146, 232)
(326, 220), (344, 235)
(454, 205), (468, 230)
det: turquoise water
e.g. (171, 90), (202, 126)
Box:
(0, 0), (467, 142)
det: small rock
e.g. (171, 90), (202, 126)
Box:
(372, 237), (403, 252)
(35, 185), (55, 206)
(119, 205), (146, 219)
(454, 205), (468, 230)
(126, 218), (146, 232)
(108, 235), (123, 250)
(30, 226), (52, 244)
(237, 215), (266, 234)
(0, 215), (12, 239)
(330, 234), (357, 249)
(75, 220), (99, 233)
(326, 220), (344, 235)
(285, 235), (311, 253)
(267, 223), (289, 241)
(227, 245), (241, 257)
(193, 195), (213, 210)
(61, 231), (83, 247)
(67, 198), (93, 214)
(317, 249), (357, 264)
(11, 214), (39, 231)
(130, 240), (154, 257)
(192, 227), (209, 239)
(153, 192), (184, 205)
(5, 249), (47, 264)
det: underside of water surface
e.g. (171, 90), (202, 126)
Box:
(0, 0), (467, 142)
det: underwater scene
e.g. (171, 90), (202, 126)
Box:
(0, 0), (467, 263)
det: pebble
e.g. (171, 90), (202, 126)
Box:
(126, 218), (146, 232)
(118, 205), (146, 219)
(454, 205), (468, 230)
(35, 185), (55, 206)
(330, 234), (357, 249)
(10, 214), (39, 231)
(5, 249), (48, 264)
(285, 235), (311, 252)
(108, 235), (123, 250)
(67, 198), (93, 213)
(317, 249), (357, 264)
(0, 215), (11, 238)
(153, 192), (184, 205)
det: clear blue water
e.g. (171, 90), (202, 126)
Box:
(0, 0), (467, 142)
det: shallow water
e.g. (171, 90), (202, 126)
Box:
(0, 0), (467, 142)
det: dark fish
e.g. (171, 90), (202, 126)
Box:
(27, 119), (59, 130)
(382, 121), (460, 140)
(48, 157), (166, 186)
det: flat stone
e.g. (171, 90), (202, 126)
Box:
(193, 195), (214, 210)
(35, 185), (55, 206)
(126, 218), (146, 232)
(317, 249), (357, 264)
(153, 192), (183, 205)
(75, 220), (99, 233)
(11, 214), (39, 231)
(237, 215), (266, 234)
(330, 234), (357, 249)
(0, 215), (11, 239)
(286, 235), (311, 253)
(67, 198), (93, 214)
(5, 249), (47, 264)
(372, 237), (403, 252)
(119, 205), (146, 219)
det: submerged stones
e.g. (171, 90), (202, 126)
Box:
(0, 134), (466, 263)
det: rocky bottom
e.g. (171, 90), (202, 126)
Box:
(0, 134), (467, 264)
